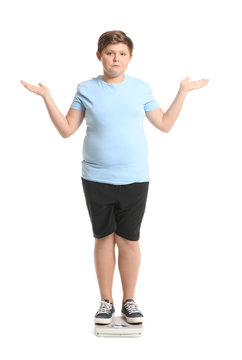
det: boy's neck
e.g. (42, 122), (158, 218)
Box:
(102, 72), (125, 84)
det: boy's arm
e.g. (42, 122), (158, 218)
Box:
(162, 86), (188, 132)
(145, 86), (187, 133)
(65, 108), (85, 137)
(145, 107), (167, 132)
(43, 94), (85, 138)
(20, 80), (85, 138)
(43, 92), (71, 138)
(146, 77), (209, 133)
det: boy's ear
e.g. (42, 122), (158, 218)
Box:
(96, 51), (101, 61)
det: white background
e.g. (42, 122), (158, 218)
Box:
(1, 0), (241, 358)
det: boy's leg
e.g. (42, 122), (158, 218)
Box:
(115, 233), (141, 304)
(94, 232), (116, 303)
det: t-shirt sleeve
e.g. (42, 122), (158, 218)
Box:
(70, 84), (86, 111)
(143, 82), (160, 112)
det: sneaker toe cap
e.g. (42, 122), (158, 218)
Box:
(131, 312), (143, 318)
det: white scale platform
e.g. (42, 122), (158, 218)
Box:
(95, 316), (143, 337)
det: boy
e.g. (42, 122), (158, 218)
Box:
(20, 30), (209, 326)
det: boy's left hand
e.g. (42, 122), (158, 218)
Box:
(180, 77), (209, 92)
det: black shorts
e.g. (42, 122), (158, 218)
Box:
(81, 177), (149, 241)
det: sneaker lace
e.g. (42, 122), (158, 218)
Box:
(123, 300), (140, 314)
(97, 300), (112, 314)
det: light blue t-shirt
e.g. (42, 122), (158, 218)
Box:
(70, 73), (160, 185)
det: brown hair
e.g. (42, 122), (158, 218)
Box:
(97, 30), (134, 56)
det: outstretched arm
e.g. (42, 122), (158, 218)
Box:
(20, 80), (85, 138)
(145, 77), (209, 133)
(162, 77), (209, 132)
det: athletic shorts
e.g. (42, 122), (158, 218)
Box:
(81, 177), (149, 241)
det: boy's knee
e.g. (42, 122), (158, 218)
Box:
(95, 232), (116, 247)
(115, 233), (139, 248)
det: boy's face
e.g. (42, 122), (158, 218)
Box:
(96, 43), (132, 77)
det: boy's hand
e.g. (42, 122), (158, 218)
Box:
(180, 77), (209, 93)
(20, 80), (50, 98)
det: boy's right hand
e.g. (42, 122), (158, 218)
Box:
(20, 80), (49, 98)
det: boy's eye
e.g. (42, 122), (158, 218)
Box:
(107, 52), (126, 55)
